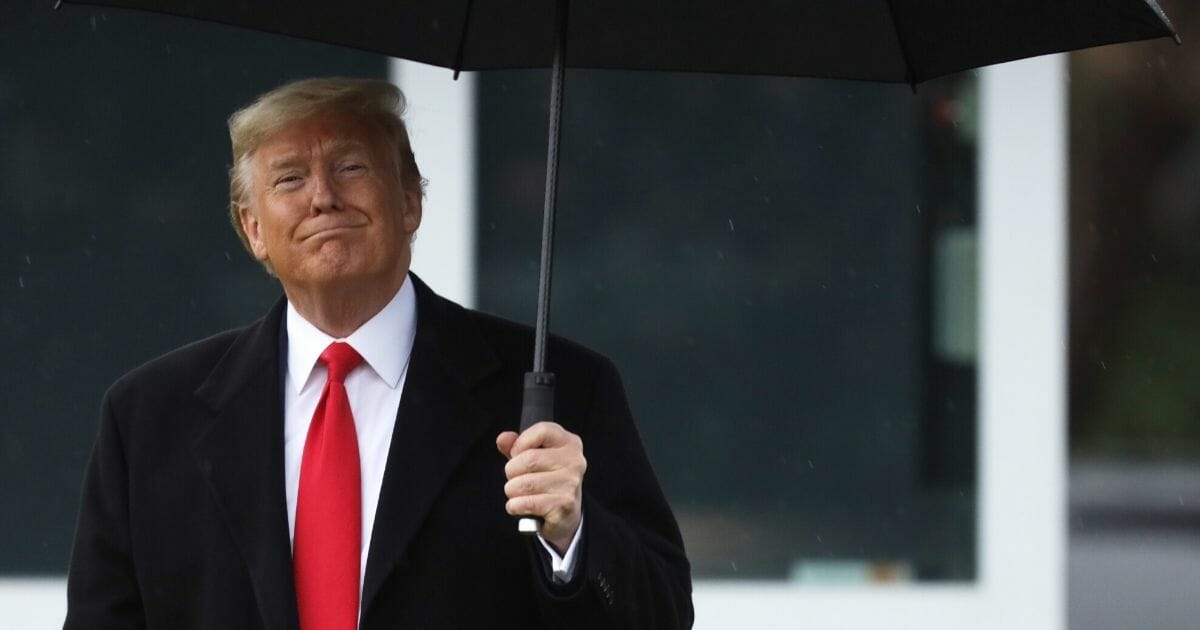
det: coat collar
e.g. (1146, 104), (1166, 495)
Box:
(190, 274), (503, 628)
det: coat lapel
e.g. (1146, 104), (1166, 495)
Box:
(360, 277), (503, 614)
(191, 299), (299, 630)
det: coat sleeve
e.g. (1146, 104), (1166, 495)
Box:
(530, 356), (694, 629)
(64, 389), (147, 630)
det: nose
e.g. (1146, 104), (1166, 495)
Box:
(309, 168), (343, 214)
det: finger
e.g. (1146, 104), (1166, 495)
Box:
(509, 421), (562, 458)
(504, 445), (586, 479)
(504, 447), (553, 479)
(510, 422), (580, 458)
(503, 470), (580, 500)
(495, 431), (519, 460)
(504, 493), (576, 521)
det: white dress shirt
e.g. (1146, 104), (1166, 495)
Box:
(282, 275), (582, 602)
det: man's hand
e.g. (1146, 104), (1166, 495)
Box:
(496, 422), (586, 554)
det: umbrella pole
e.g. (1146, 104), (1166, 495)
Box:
(533, 0), (569, 377)
(517, 0), (569, 535)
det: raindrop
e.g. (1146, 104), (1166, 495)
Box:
(728, 219), (735, 232)
(816, 535), (823, 543)
(1100, 360), (1107, 370)
(24, 255), (30, 264)
(224, 251), (233, 261)
(1151, 254), (1158, 263)
(807, 459), (815, 469)
(730, 561), (738, 572)
(916, 204), (922, 214)
(716, 250), (725, 261)
(18, 276), (25, 289)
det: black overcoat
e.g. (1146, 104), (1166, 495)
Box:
(65, 276), (693, 629)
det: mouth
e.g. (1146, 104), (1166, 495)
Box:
(300, 223), (366, 241)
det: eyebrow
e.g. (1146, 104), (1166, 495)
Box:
(265, 139), (371, 171)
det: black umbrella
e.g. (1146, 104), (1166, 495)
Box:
(57, 0), (1180, 532)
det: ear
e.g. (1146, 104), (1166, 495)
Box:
(238, 204), (270, 261)
(401, 187), (423, 235)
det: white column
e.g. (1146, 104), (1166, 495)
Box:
(976, 52), (1067, 630)
(391, 59), (478, 307)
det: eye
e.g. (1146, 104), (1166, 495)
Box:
(274, 174), (302, 187)
(341, 163), (366, 173)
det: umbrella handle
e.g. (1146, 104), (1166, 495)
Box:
(517, 371), (556, 534)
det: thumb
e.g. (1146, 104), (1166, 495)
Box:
(496, 431), (519, 460)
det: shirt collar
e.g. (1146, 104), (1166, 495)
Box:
(285, 274), (417, 393)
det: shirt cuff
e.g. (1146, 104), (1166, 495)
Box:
(536, 518), (584, 584)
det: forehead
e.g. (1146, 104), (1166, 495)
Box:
(253, 112), (386, 164)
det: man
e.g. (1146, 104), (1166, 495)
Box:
(65, 77), (693, 629)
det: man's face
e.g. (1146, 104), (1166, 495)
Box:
(239, 112), (421, 292)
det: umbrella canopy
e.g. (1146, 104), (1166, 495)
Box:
(60, 0), (1178, 84)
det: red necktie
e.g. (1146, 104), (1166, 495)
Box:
(295, 342), (364, 630)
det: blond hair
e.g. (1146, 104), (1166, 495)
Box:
(226, 77), (425, 256)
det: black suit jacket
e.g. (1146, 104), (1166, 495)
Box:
(65, 276), (693, 629)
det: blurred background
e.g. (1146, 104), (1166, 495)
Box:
(1069, 2), (1200, 627)
(0, 0), (1197, 627)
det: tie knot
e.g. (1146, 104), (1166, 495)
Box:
(319, 342), (363, 383)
